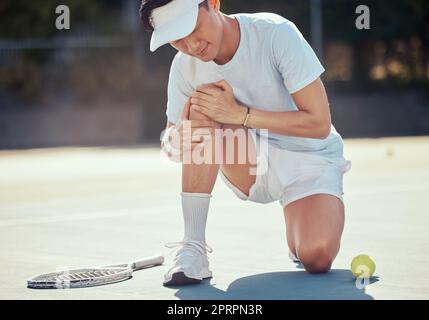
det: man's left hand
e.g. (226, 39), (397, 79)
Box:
(190, 80), (248, 125)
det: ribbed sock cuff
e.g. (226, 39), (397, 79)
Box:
(181, 192), (212, 243)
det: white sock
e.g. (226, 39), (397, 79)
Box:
(181, 192), (212, 244)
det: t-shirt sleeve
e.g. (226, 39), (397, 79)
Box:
(166, 56), (193, 124)
(271, 21), (325, 94)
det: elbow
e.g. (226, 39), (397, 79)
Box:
(315, 110), (332, 139)
(311, 115), (331, 139)
(318, 123), (331, 139)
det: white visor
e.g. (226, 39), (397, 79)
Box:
(149, 0), (205, 52)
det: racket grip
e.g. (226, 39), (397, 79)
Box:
(131, 255), (164, 270)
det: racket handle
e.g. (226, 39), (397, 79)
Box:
(131, 255), (164, 270)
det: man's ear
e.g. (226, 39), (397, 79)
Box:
(210, 0), (220, 11)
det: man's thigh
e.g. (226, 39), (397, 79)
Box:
(283, 194), (345, 256)
(187, 108), (257, 197)
(219, 124), (257, 197)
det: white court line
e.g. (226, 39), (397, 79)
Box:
(1, 183), (427, 227)
(0, 199), (241, 228)
(346, 183), (429, 196)
(0, 206), (178, 228)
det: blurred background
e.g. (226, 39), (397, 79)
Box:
(1, 1), (429, 300)
(0, 0), (428, 149)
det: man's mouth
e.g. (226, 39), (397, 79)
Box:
(198, 44), (208, 56)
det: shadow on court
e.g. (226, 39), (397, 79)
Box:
(171, 270), (379, 300)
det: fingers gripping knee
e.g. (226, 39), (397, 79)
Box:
(188, 104), (221, 138)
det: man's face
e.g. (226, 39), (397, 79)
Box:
(169, 5), (223, 62)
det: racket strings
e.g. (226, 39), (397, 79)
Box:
(39, 268), (124, 282)
(28, 256), (165, 288)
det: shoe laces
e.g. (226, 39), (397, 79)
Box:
(164, 239), (213, 259)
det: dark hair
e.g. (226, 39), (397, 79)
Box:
(140, 0), (209, 32)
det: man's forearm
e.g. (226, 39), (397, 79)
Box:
(244, 106), (331, 139)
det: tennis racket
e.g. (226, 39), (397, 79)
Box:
(27, 255), (164, 289)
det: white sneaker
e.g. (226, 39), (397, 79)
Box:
(289, 251), (301, 263)
(163, 239), (213, 286)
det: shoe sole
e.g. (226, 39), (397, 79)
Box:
(289, 251), (301, 263)
(163, 271), (212, 287)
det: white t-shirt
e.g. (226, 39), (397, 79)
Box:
(166, 12), (344, 158)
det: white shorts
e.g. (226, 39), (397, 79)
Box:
(219, 129), (352, 208)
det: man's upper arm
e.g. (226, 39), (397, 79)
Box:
(291, 78), (329, 117)
(166, 55), (193, 124)
(271, 20), (325, 95)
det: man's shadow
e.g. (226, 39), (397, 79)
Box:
(169, 269), (379, 300)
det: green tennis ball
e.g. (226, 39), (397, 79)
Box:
(351, 254), (376, 278)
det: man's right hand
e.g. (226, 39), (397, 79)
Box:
(161, 98), (219, 163)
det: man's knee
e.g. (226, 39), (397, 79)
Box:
(297, 241), (339, 274)
(188, 105), (221, 139)
(184, 105), (222, 162)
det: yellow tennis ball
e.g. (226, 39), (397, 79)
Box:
(351, 254), (376, 278)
